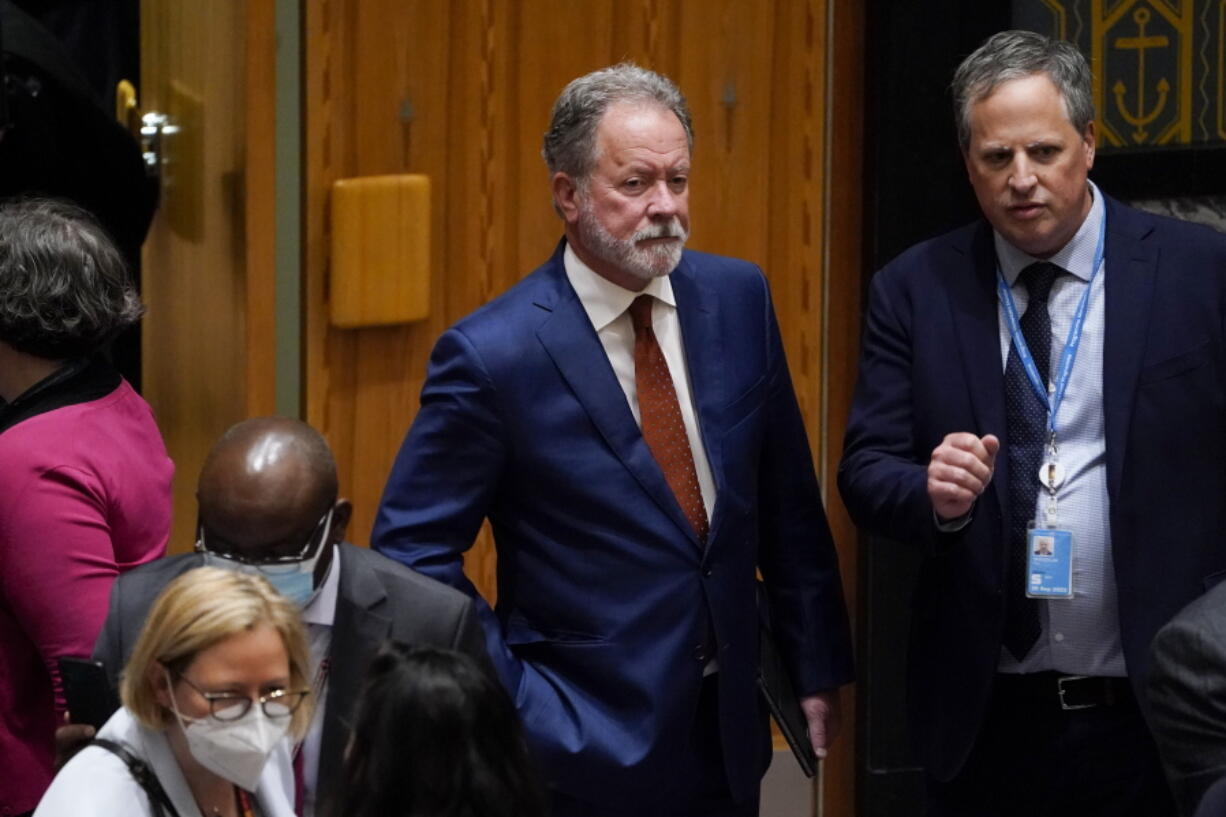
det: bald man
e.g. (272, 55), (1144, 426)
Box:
(89, 418), (487, 817)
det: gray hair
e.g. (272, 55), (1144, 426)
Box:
(951, 30), (1094, 150)
(542, 62), (693, 182)
(0, 198), (143, 359)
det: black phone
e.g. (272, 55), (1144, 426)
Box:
(58, 657), (119, 731)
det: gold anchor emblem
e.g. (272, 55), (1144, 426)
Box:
(1112, 7), (1170, 143)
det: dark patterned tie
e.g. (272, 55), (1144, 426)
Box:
(1003, 261), (1060, 662)
(629, 295), (709, 542)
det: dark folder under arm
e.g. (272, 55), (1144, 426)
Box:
(757, 583), (819, 778)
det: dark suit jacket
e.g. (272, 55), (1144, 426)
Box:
(1149, 575), (1226, 816)
(92, 543), (488, 813)
(372, 242), (854, 807)
(839, 196), (1226, 782)
(1195, 774), (1226, 817)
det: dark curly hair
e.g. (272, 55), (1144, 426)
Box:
(330, 644), (547, 817)
(0, 198), (144, 359)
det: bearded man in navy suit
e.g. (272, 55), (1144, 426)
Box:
(840, 30), (1226, 817)
(372, 63), (853, 817)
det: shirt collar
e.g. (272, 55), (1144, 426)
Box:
(995, 180), (1104, 285)
(301, 545), (341, 626)
(563, 241), (676, 332)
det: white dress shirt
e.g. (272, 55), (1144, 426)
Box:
(993, 183), (1124, 677)
(563, 243), (716, 519)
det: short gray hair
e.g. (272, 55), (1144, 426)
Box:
(951, 30), (1094, 150)
(542, 62), (693, 181)
(0, 198), (143, 359)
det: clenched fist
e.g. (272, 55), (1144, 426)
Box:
(927, 432), (999, 521)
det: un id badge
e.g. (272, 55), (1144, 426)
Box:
(1026, 526), (1073, 598)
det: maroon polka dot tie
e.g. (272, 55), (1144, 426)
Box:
(629, 295), (709, 542)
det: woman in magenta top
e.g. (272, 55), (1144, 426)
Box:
(0, 200), (173, 817)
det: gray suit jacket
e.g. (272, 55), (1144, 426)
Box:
(92, 543), (488, 814)
(1148, 575), (1226, 816)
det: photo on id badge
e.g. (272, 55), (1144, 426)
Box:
(1027, 528), (1073, 598)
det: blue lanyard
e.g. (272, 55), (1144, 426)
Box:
(995, 212), (1105, 437)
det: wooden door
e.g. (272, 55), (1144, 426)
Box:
(139, 0), (276, 554)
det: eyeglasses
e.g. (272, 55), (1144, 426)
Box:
(195, 506), (335, 566)
(176, 673), (310, 721)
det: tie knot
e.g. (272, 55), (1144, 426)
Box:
(629, 295), (654, 333)
(1018, 262), (1061, 304)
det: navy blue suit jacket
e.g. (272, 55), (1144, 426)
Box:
(839, 196), (1226, 782)
(373, 242), (853, 806)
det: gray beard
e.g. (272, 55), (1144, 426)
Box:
(577, 202), (688, 282)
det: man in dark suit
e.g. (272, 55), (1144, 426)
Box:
(90, 417), (488, 817)
(839, 30), (1226, 817)
(1149, 579), (1226, 816)
(371, 63), (853, 816)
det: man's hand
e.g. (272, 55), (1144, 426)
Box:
(54, 712), (94, 771)
(927, 432), (1000, 521)
(800, 689), (842, 759)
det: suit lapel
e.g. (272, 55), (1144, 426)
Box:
(670, 260), (727, 543)
(946, 224), (1009, 521)
(1101, 198), (1156, 500)
(534, 251), (704, 547)
(316, 547), (393, 811)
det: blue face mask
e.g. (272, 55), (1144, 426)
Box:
(261, 565), (318, 607)
(201, 509), (335, 607)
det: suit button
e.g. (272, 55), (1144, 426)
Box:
(703, 567), (713, 577)
(693, 644), (707, 662)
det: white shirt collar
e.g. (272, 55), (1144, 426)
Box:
(563, 241), (676, 331)
(995, 180), (1105, 285)
(301, 545), (340, 627)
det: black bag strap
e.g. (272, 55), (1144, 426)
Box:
(90, 738), (181, 817)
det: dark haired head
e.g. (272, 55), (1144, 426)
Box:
(0, 198), (143, 359)
(333, 644), (546, 817)
(195, 417), (348, 576)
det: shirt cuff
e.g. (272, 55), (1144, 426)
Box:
(933, 506), (974, 532)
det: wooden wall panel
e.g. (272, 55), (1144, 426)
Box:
(305, 2), (863, 812)
(142, 0), (275, 553)
(610, 2), (683, 76)
(244, 0), (277, 419)
(764, 0), (827, 458)
(678, 0), (775, 271)
(823, 1), (866, 812)
(508, 1), (618, 277)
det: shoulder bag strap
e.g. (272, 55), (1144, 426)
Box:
(90, 737), (181, 817)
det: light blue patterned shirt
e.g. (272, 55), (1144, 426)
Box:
(994, 183), (1124, 677)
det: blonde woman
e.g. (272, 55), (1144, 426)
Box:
(35, 567), (312, 817)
